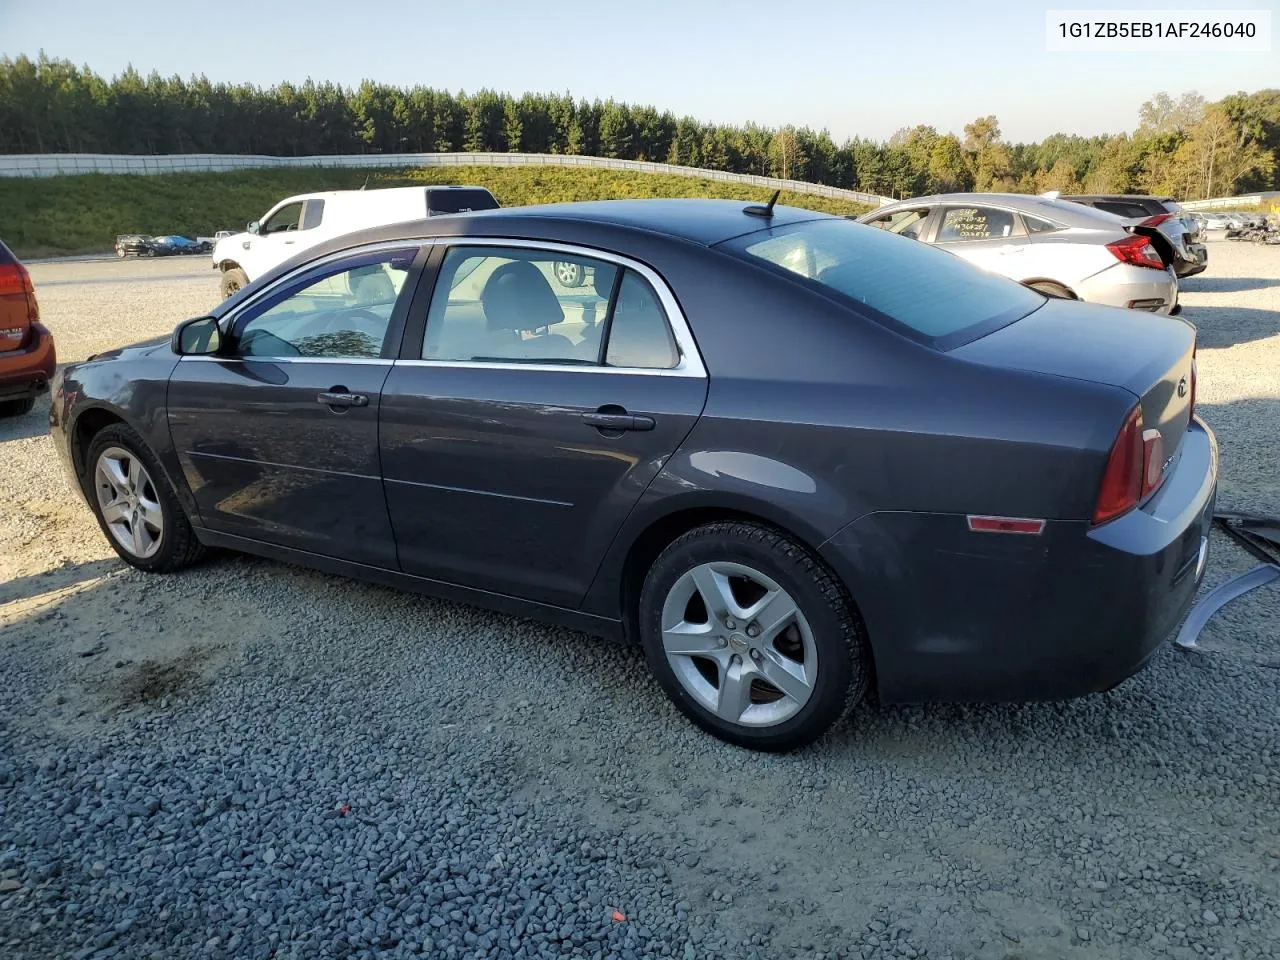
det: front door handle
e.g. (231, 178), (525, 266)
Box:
(318, 391), (369, 408)
(582, 411), (655, 432)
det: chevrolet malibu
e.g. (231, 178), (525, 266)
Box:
(50, 199), (1217, 751)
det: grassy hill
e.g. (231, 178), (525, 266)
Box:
(0, 165), (872, 258)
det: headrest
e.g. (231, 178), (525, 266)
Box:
(481, 261), (564, 332)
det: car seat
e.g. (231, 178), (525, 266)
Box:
(479, 261), (572, 360)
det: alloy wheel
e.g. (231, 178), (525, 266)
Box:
(554, 261), (584, 287)
(93, 446), (164, 559)
(660, 562), (817, 727)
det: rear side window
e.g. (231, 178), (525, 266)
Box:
(427, 189), (500, 215)
(422, 246), (678, 369)
(1023, 215), (1061, 234)
(302, 199), (325, 230)
(605, 271), (678, 369)
(936, 207), (1017, 242)
(721, 218), (1043, 347)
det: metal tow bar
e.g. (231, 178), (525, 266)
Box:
(1175, 511), (1280, 650)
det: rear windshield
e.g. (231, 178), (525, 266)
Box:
(720, 218), (1043, 348)
(427, 189), (500, 215)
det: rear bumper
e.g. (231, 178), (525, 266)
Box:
(0, 323), (56, 400)
(1175, 244), (1208, 278)
(820, 418), (1218, 703)
(1078, 263), (1179, 314)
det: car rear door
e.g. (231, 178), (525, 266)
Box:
(167, 244), (424, 567)
(930, 205), (1028, 277)
(379, 240), (708, 609)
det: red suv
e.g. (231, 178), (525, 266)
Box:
(0, 239), (55, 417)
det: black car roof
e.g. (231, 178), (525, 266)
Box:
(1066, 194), (1174, 204)
(356, 199), (834, 248)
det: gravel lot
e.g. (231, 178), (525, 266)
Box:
(2, 245), (1278, 960)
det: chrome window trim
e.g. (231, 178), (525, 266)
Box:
(216, 235), (708, 379)
(179, 356), (393, 366)
(394, 359), (684, 377)
(419, 237), (707, 379)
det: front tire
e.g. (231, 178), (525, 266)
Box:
(85, 424), (204, 573)
(639, 521), (870, 752)
(220, 267), (249, 299)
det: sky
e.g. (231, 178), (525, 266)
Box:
(1, 0), (1276, 144)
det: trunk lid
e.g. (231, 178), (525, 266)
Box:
(952, 298), (1196, 456)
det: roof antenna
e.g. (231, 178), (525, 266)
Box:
(360, 176), (370, 191)
(744, 190), (780, 218)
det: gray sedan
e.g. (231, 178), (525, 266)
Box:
(50, 199), (1215, 751)
(859, 193), (1180, 314)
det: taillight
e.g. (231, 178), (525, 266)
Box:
(1140, 213), (1172, 228)
(1093, 406), (1143, 524)
(1106, 235), (1165, 271)
(0, 262), (38, 322)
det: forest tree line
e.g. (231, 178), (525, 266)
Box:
(2, 54), (1277, 200)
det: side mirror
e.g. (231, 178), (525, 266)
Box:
(248, 220), (260, 235)
(172, 316), (222, 356)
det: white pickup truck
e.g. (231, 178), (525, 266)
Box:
(212, 185), (500, 298)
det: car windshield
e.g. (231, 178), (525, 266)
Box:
(721, 218), (1043, 348)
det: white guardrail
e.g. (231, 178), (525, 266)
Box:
(1180, 194), (1270, 211)
(0, 151), (894, 206)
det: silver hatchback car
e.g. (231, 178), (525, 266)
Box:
(859, 193), (1179, 314)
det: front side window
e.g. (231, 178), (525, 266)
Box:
(864, 208), (931, 240)
(936, 207), (1017, 242)
(261, 202), (304, 235)
(422, 246), (679, 369)
(236, 250), (415, 359)
(721, 218), (1043, 346)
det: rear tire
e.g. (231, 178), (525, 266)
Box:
(220, 267), (250, 299)
(0, 396), (35, 418)
(85, 424), (204, 573)
(638, 521), (871, 752)
(1027, 280), (1074, 299)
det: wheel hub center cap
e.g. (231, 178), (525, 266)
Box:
(728, 633), (750, 653)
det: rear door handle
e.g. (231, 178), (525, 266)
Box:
(318, 391), (369, 408)
(582, 411), (655, 431)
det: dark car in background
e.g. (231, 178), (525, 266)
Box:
(0, 239), (56, 417)
(50, 199), (1216, 751)
(115, 234), (156, 258)
(1065, 195), (1208, 277)
(153, 235), (210, 256)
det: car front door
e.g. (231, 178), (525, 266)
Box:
(379, 241), (709, 608)
(240, 200), (312, 279)
(167, 244), (423, 567)
(930, 205), (1027, 278)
